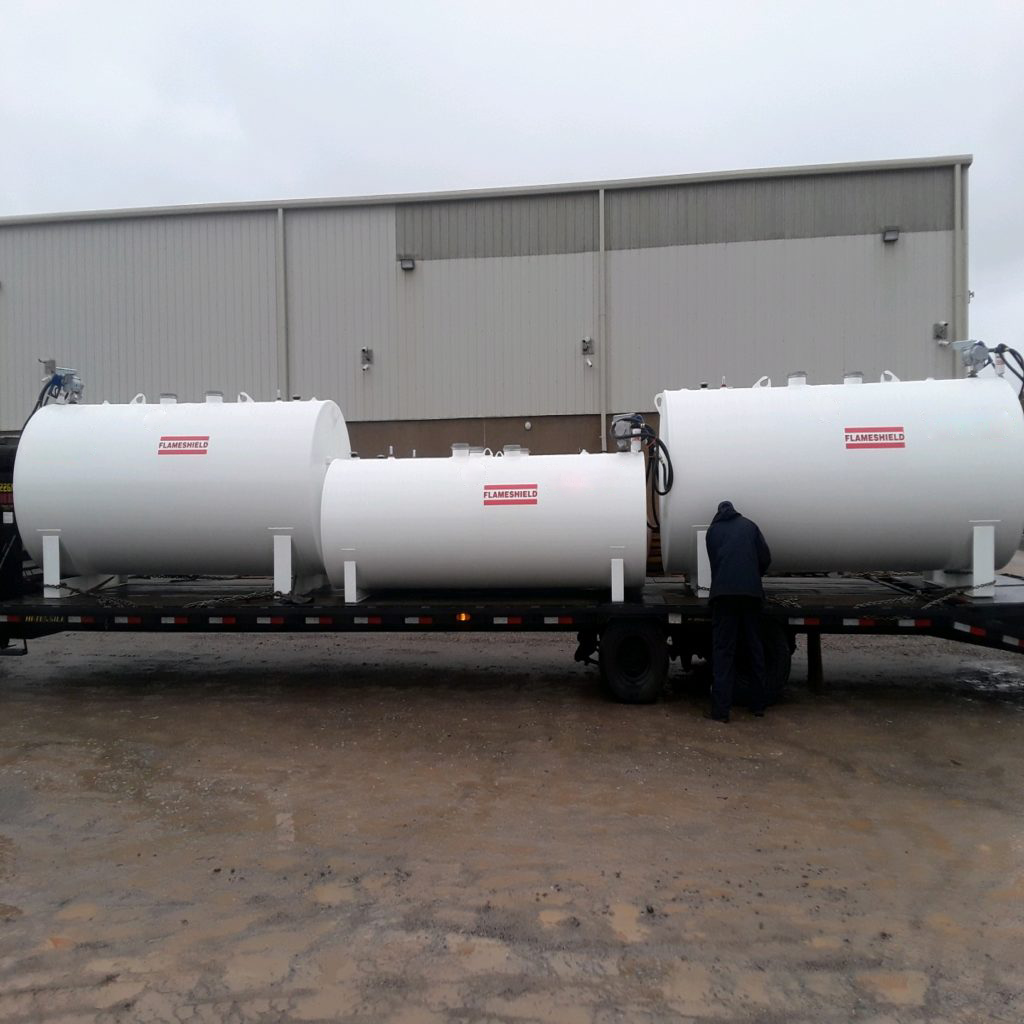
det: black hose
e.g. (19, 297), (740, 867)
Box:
(992, 345), (1024, 397)
(610, 415), (674, 530)
(20, 374), (60, 434)
(1006, 348), (1024, 397)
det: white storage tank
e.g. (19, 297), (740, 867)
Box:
(657, 376), (1024, 575)
(320, 449), (648, 591)
(14, 394), (349, 578)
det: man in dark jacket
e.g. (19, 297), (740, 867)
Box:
(705, 501), (772, 722)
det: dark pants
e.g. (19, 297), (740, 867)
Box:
(711, 596), (766, 718)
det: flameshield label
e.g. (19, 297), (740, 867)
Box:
(483, 484), (539, 506)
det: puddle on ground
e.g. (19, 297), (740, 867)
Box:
(954, 662), (1024, 702)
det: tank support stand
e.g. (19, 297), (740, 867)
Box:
(269, 528), (294, 595)
(38, 528), (121, 598)
(610, 547), (625, 602)
(695, 527), (711, 597)
(40, 529), (61, 599)
(929, 521), (998, 599)
(342, 549), (366, 604)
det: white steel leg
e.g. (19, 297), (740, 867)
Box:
(269, 528), (294, 595)
(695, 528), (711, 596)
(40, 530), (61, 599)
(971, 523), (996, 598)
(610, 556), (625, 603)
(343, 550), (366, 604)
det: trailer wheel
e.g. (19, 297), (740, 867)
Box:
(600, 620), (668, 704)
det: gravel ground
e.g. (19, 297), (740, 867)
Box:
(0, 628), (1022, 1023)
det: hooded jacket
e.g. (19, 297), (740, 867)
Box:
(705, 501), (772, 600)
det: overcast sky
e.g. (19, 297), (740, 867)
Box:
(2, 0), (1021, 347)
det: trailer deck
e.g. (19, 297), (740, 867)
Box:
(4, 572), (1024, 654)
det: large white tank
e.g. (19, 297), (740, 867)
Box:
(657, 376), (1024, 575)
(320, 449), (648, 590)
(14, 394), (349, 577)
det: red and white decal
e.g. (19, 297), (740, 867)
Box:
(844, 426), (905, 450)
(158, 435), (210, 455)
(483, 483), (538, 506)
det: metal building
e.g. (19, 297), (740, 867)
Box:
(0, 155), (970, 454)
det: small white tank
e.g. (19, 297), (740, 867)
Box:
(657, 376), (1024, 575)
(14, 394), (350, 577)
(320, 449), (648, 590)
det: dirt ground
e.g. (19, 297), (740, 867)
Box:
(0, 628), (1022, 1024)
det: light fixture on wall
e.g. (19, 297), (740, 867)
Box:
(398, 256), (416, 271)
(581, 337), (594, 369)
(882, 226), (900, 244)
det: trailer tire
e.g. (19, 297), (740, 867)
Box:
(600, 620), (668, 704)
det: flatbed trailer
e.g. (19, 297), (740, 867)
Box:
(3, 570), (1024, 703)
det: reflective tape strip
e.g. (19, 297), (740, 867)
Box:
(1002, 635), (1024, 648)
(114, 616), (142, 625)
(404, 616), (433, 625)
(898, 618), (932, 628)
(208, 616), (236, 625)
(954, 622), (986, 637)
(493, 616), (523, 625)
(161, 616), (188, 625)
(256, 616), (285, 625)
(0, 614), (20, 623)
(2, 512), (13, 525)
(843, 617), (877, 627)
(353, 616), (382, 625)
(67, 616), (95, 625)
(788, 617), (821, 626)
(543, 616), (574, 625)
(305, 616), (334, 625)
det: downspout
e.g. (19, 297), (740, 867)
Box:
(957, 161), (969, 342)
(598, 188), (608, 451)
(275, 207), (290, 399)
(952, 163), (965, 376)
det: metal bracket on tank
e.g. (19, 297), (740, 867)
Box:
(342, 548), (366, 604)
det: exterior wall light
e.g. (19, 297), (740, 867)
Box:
(399, 257), (416, 271)
(882, 226), (900, 243)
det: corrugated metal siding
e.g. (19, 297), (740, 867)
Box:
(0, 164), (960, 431)
(287, 203), (598, 419)
(388, 252), (598, 418)
(606, 168), (954, 250)
(0, 213), (278, 427)
(608, 231), (955, 410)
(285, 206), (399, 421)
(395, 193), (597, 260)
